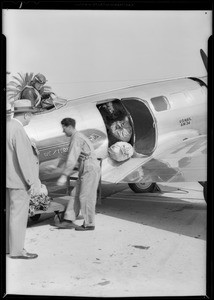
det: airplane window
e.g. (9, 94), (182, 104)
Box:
(150, 96), (170, 112)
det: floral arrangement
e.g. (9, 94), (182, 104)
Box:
(28, 184), (52, 217)
(28, 194), (53, 217)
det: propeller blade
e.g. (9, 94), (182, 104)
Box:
(200, 49), (207, 72)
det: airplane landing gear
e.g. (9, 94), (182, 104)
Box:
(128, 182), (157, 193)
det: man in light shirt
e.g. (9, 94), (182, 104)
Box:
(54, 118), (101, 231)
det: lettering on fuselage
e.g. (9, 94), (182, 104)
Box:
(82, 129), (107, 149)
(179, 117), (192, 127)
(40, 146), (69, 161)
(88, 133), (102, 142)
(39, 129), (106, 162)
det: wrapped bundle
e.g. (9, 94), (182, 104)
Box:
(108, 141), (134, 162)
(110, 118), (132, 142)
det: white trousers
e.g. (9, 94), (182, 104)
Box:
(6, 188), (30, 256)
(64, 162), (100, 227)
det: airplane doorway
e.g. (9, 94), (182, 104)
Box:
(122, 98), (157, 155)
(97, 99), (134, 147)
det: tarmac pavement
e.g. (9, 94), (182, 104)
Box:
(6, 182), (207, 297)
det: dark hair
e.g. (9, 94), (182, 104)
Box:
(61, 118), (76, 128)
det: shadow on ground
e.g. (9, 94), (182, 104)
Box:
(28, 183), (207, 241)
(97, 187), (206, 240)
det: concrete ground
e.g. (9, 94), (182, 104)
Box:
(6, 182), (207, 297)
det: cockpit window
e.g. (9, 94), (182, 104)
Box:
(53, 98), (67, 109)
(34, 97), (67, 114)
(150, 96), (170, 112)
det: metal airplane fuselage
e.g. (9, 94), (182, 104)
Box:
(24, 76), (207, 182)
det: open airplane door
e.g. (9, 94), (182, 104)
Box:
(97, 97), (158, 192)
(121, 97), (158, 156)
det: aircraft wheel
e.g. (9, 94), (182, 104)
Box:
(30, 214), (41, 222)
(128, 182), (157, 193)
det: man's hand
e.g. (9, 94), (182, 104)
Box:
(28, 183), (39, 196)
(57, 175), (67, 186)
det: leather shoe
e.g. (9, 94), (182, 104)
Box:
(75, 225), (95, 231)
(10, 252), (38, 259)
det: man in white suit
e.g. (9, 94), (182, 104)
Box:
(6, 99), (39, 259)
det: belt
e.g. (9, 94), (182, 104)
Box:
(79, 152), (91, 161)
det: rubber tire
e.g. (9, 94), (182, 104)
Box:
(128, 183), (157, 193)
(29, 214), (41, 222)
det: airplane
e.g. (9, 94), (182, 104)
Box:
(7, 50), (207, 202)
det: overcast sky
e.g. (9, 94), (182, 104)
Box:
(3, 10), (212, 99)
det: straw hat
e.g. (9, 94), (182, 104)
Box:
(6, 102), (13, 115)
(14, 99), (37, 113)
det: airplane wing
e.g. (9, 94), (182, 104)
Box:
(102, 135), (207, 184)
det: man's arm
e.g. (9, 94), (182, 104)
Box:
(56, 136), (82, 186)
(62, 136), (82, 177)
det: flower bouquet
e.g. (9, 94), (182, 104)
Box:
(28, 184), (53, 217)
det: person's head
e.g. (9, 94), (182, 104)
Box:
(13, 99), (36, 126)
(104, 102), (114, 114)
(32, 73), (47, 91)
(61, 118), (76, 137)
